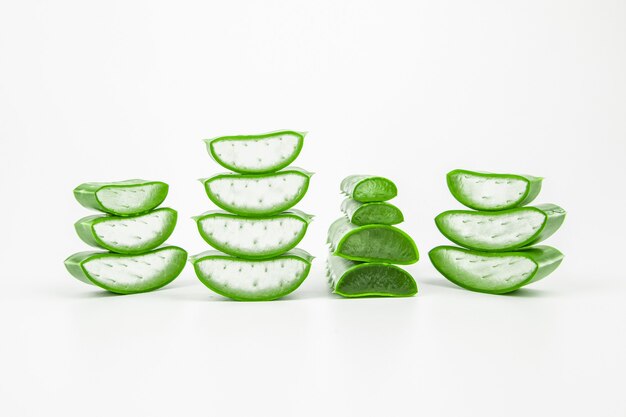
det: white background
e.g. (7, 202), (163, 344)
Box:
(1, 1), (625, 416)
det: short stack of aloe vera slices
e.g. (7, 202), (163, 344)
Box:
(326, 175), (419, 297)
(191, 130), (314, 301)
(429, 169), (566, 294)
(65, 180), (187, 294)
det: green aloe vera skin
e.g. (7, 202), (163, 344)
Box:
(328, 217), (418, 264)
(64, 246), (187, 294)
(201, 168), (312, 216)
(73, 179), (169, 216)
(190, 249), (314, 301)
(327, 254), (417, 297)
(429, 245), (563, 294)
(435, 204), (566, 252)
(194, 209), (312, 259)
(74, 208), (178, 255)
(341, 175), (398, 203)
(341, 198), (404, 226)
(447, 169), (543, 211)
(204, 130), (305, 174)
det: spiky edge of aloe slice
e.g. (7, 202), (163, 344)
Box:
(204, 130), (305, 174)
(73, 179), (169, 216)
(64, 246), (187, 294)
(446, 169), (543, 211)
(189, 249), (314, 301)
(193, 209), (313, 259)
(340, 175), (398, 202)
(327, 217), (419, 264)
(341, 198), (404, 226)
(200, 167), (312, 216)
(326, 253), (417, 297)
(428, 245), (564, 294)
(435, 204), (566, 251)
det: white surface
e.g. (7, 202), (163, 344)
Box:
(1, 1), (625, 416)
(92, 208), (173, 250)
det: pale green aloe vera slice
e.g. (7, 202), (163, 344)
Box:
(64, 246), (187, 294)
(340, 175), (397, 202)
(194, 209), (312, 259)
(435, 204), (566, 251)
(328, 217), (418, 264)
(204, 130), (305, 174)
(73, 179), (169, 216)
(201, 168), (312, 216)
(190, 249), (313, 301)
(447, 169), (542, 211)
(326, 254), (417, 297)
(341, 198), (404, 226)
(429, 245), (564, 294)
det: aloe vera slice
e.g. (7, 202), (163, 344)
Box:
(341, 198), (404, 226)
(74, 208), (178, 255)
(447, 169), (542, 211)
(73, 179), (169, 216)
(328, 217), (418, 264)
(201, 168), (312, 216)
(64, 246), (187, 294)
(429, 245), (564, 294)
(190, 249), (313, 301)
(204, 130), (305, 174)
(340, 175), (397, 202)
(326, 254), (417, 297)
(435, 204), (566, 251)
(194, 209), (312, 259)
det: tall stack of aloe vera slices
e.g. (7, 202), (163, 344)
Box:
(64, 180), (187, 294)
(326, 176), (419, 297)
(429, 169), (566, 294)
(190, 130), (314, 301)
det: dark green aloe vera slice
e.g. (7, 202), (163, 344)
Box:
(429, 245), (564, 294)
(64, 246), (187, 294)
(326, 254), (417, 297)
(194, 209), (312, 259)
(341, 198), (404, 226)
(190, 249), (313, 301)
(74, 207), (177, 255)
(435, 204), (566, 251)
(341, 175), (398, 202)
(447, 169), (542, 211)
(73, 179), (169, 216)
(328, 217), (418, 264)
(204, 130), (305, 174)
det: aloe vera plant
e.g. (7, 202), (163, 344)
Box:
(64, 246), (187, 294)
(341, 198), (404, 226)
(204, 130), (305, 174)
(73, 179), (169, 216)
(341, 175), (397, 202)
(447, 169), (542, 211)
(435, 204), (566, 251)
(190, 249), (313, 301)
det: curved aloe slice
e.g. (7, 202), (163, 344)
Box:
(328, 217), (418, 264)
(435, 204), (566, 251)
(190, 249), (313, 301)
(74, 208), (178, 254)
(327, 254), (417, 297)
(341, 198), (404, 226)
(341, 175), (397, 202)
(194, 209), (312, 259)
(204, 130), (305, 174)
(201, 168), (312, 216)
(73, 179), (168, 216)
(447, 169), (542, 211)
(429, 245), (564, 294)
(64, 246), (187, 294)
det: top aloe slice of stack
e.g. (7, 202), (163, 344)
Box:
(341, 175), (398, 202)
(74, 179), (168, 216)
(341, 198), (404, 226)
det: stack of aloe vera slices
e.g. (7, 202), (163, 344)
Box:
(190, 130), (314, 301)
(326, 176), (419, 297)
(65, 180), (187, 294)
(429, 169), (566, 294)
